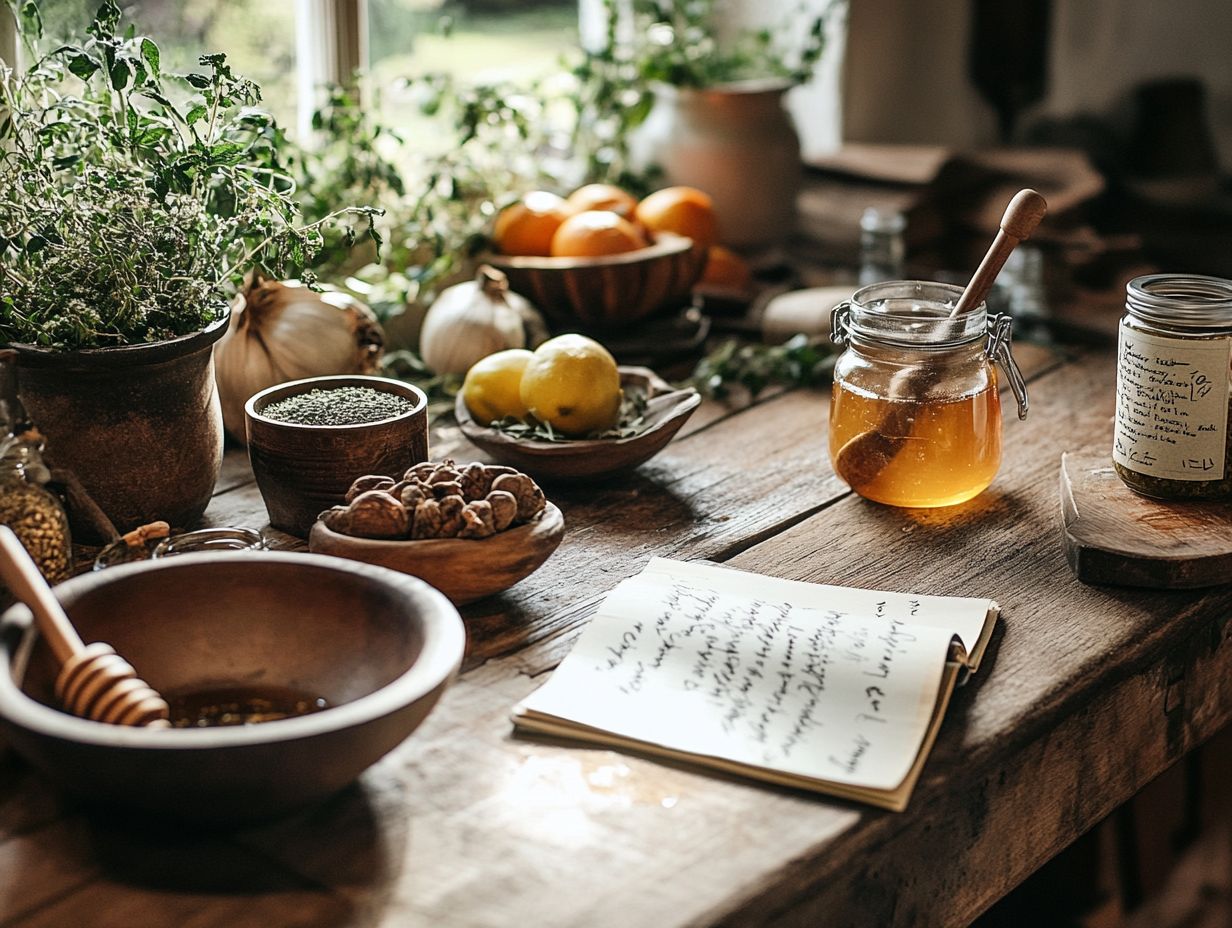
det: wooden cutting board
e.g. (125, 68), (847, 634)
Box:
(1060, 447), (1232, 589)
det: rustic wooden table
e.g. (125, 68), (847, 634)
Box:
(3, 334), (1232, 928)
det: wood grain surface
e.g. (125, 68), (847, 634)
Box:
(7, 338), (1231, 928)
(1061, 448), (1232, 589)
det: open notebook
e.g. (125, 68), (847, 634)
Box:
(513, 558), (998, 812)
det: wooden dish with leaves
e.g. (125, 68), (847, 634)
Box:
(455, 367), (701, 482)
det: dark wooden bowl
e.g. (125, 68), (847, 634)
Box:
(482, 233), (708, 329)
(309, 502), (565, 606)
(0, 552), (464, 826)
(246, 375), (428, 537)
(455, 367), (701, 482)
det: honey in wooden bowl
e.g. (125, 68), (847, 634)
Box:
(168, 685), (330, 728)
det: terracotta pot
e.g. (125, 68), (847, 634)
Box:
(631, 80), (802, 250)
(13, 317), (229, 540)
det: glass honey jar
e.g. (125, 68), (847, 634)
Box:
(829, 281), (1030, 508)
(1113, 274), (1232, 500)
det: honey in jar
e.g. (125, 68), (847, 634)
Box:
(828, 281), (1029, 508)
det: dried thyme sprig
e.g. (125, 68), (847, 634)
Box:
(687, 334), (837, 400)
(489, 390), (651, 443)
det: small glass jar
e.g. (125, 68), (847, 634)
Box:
(1113, 274), (1232, 500)
(829, 280), (1030, 508)
(93, 525), (267, 570)
(0, 430), (73, 590)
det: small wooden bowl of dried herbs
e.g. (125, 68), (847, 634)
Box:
(246, 375), (429, 538)
(455, 367), (701, 482)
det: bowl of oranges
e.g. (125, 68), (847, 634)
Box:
(482, 184), (717, 329)
(455, 334), (701, 481)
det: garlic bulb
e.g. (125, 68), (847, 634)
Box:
(419, 265), (546, 376)
(214, 275), (384, 443)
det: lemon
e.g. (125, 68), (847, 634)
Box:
(519, 334), (622, 437)
(461, 349), (535, 424)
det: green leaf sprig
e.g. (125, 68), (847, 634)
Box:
(490, 390), (651, 443)
(688, 334), (836, 400)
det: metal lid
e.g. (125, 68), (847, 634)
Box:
(1126, 274), (1232, 330)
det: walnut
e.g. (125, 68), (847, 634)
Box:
(459, 462), (517, 500)
(404, 462), (439, 483)
(458, 500), (496, 539)
(319, 505), (351, 533)
(436, 495), (466, 536)
(491, 473), (546, 521)
(345, 474), (395, 503)
(486, 490), (518, 531)
(326, 490), (409, 538)
(431, 480), (464, 500)
(411, 495), (467, 539)
(398, 482), (429, 509)
(428, 464), (462, 485)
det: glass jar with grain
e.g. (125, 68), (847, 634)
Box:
(828, 280), (1029, 508)
(1113, 274), (1232, 500)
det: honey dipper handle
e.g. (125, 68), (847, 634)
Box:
(953, 188), (1048, 317)
(0, 525), (84, 666)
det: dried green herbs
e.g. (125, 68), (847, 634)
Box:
(490, 390), (650, 442)
(261, 387), (414, 426)
(1114, 397), (1232, 500)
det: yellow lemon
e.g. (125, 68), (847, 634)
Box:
(519, 334), (622, 437)
(461, 348), (534, 424)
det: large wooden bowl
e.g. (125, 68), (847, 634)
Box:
(0, 553), (464, 826)
(482, 233), (708, 329)
(456, 367), (701, 482)
(309, 503), (565, 606)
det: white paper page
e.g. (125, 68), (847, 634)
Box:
(520, 563), (957, 791)
(641, 559), (995, 658)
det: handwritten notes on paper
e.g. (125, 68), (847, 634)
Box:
(1115, 328), (1231, 480)
(519, 559), (963, 792)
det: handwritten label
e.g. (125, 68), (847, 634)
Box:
(1114, 327), (1231, 480)
(520, 565), (958, 791)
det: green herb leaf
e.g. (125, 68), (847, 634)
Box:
(17, 0), (42, 40)
(66, 53), (99, 81)
(140, 38), (160, 76)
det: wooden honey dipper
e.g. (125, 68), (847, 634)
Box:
(834, 188), (1048, 494)
(0, 526), (171, 727)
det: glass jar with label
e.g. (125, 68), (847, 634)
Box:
(0, 351), (72, 597)
(829, 280), (1030, 508)
(1113, 274), (1232, 500)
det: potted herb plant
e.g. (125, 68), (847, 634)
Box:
(610, 0), (843, 249)
(0, 2), (376, 536)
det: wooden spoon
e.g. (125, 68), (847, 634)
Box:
(0, 526), (170, 727)
(834, 189), (1048, 494)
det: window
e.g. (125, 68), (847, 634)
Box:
(33, 1), (298, 130)
(367, 0), (579, 154)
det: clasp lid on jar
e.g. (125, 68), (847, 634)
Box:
(830, 280), (1029, 419)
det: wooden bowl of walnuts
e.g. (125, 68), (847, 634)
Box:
(308, 461), (564, 606)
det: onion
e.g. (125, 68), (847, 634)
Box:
(214, 274), (384, 443)
(419, 265), (547, 376)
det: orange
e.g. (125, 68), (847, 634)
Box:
(635, 186), (719, 250)
(549, 210), (647, 258)
(566, 183), (638, 219)
(493, 191), (575, 256)
(700, 245), (753, 291)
